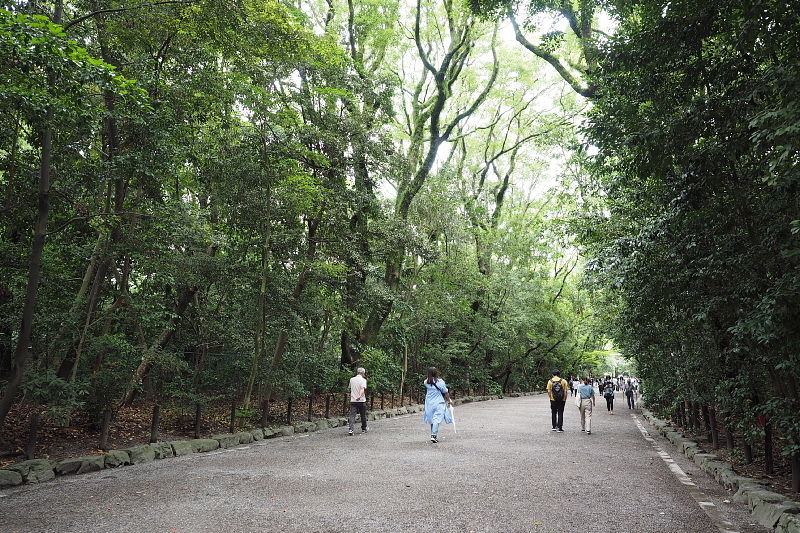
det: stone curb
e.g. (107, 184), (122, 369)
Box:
(641, 408), (800, 532)
(0, 393), (514, 490)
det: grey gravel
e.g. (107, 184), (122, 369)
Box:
(0, 395), (773, 533)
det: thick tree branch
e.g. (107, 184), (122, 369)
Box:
(64, 1), (196, 31)
(508, 9), (595, 98)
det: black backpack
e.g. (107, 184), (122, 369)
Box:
(551, 379), (565, 401)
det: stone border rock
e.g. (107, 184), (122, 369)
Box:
(1, 394), (511, 491)
(641, 408), (800, 533)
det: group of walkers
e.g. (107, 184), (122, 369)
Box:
(548, 370), (640, 434)
(346, 366), (639, 443)
(347, 366), (454, 443)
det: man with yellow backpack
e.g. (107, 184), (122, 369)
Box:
(547, 369), (569, 432)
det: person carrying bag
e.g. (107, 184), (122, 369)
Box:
(423, 367), (453, 443)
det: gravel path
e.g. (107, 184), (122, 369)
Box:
(0, 394), (771, 533)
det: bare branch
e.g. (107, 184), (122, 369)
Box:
(46, 212), (152, 236)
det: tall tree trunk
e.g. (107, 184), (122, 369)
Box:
(59, 252), (112, 381)
(46, 233), (104, 369)
(262, 215), (321, 406)
(91, 297), (125, 374)
(119, 243), (217, 407)
(120, 284), (199, 406)
(243, 178), (272, 409)
(0, 2), (63, 438)
(56, 5), (129, 381)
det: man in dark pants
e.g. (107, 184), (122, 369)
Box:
(348, 367), (368, 435)
(547, 369), (569, 432)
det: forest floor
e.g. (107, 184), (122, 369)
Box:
(1, 398), (797, 501)
(0, 394), (411, 471)
(662, 421), (798, 500)
(714, 446), (797, 497)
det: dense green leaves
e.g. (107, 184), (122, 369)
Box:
(1, 0), (602, 437)
(581, 0), (800, 455)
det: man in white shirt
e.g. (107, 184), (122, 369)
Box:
(348, 367), (368, 435)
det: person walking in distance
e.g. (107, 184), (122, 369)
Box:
(578, 376), (596, 434)
(423, 367), (453, 443)
(547, 369), (569, 432)
(348, 367), (368, 435)
(602, 376), (615, 415)
(624, 379), (636, 409)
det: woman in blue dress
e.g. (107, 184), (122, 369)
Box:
(423, 366), (453, 443)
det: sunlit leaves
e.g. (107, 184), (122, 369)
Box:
(0, 9), (142, 123)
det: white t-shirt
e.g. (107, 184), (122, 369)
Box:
(349, 374), (367, 402)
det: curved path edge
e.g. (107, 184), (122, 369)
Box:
(641, 408), (800, 533)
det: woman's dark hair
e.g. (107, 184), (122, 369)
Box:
(426, 366), (439, 385)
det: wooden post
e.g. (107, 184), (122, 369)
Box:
(765, 422), (774, 475)
(743, 441), (754, 464)
(343, 394), (348, 417)
(194, 403), (203, 439)
(681, 400), (689, 428)
(792, 453), (799, 493)
(700, 403), (712, 443)
(25, 412), (39, 459)
(324, 395), (331, 419)
(380, 393), (384, 410)
(230, 395), (237, 434)
(370, 394), (374, 411)
(725, 423), (735, 451)
(286, 397), (293, 425)
(99, 409), (112, 451)
(391, 392), (394, 409)
(261, 399), (269, 427)
(708, 405), (719, 449)
(149, 404), (160, 443)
